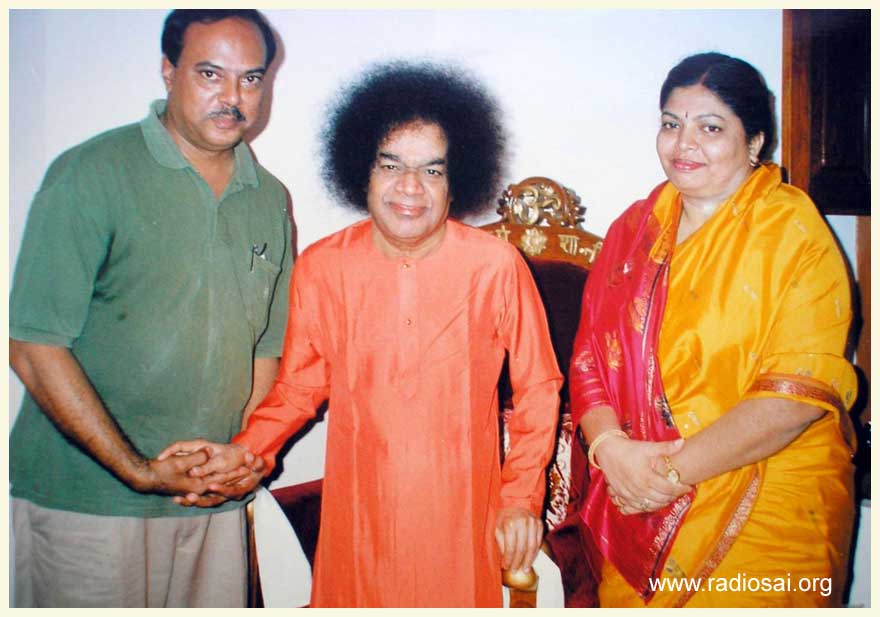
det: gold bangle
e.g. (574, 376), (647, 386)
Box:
(587, 429), (629, 470)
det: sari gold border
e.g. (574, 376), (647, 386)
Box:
(747, 372), (855, 450)
(643, 493), (693, 597)
(673, 471), (760, 607)
(747, 373), (846, 415)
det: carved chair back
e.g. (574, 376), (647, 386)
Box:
(481, 177), (602, 607)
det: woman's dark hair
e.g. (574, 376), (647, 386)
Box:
(162, 9), (276, 68)
(321, 61), (506, 217)
(659, 52), (776, 161)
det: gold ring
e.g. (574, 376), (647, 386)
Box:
(640, 498), (650, 511)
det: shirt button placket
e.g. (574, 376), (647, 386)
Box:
(399, 260), (418, 399)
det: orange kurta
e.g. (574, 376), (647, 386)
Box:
(235, 219), (562, 607)
(597, 165), (856, 606)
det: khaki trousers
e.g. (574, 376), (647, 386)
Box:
(12, 498), (247, 607)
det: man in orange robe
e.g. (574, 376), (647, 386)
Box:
(160, 62), (562, 607)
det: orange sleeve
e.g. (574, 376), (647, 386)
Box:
(498, 253), (563, 515)
(233, 256), (331, 473)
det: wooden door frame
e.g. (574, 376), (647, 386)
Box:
(782, 9), (870, 427)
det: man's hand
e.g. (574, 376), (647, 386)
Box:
(494, 507), (543, 573)
(132, 449), (211, 495)
(8, 340), (222, 499)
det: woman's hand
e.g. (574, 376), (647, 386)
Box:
(595, 436), (691, 515)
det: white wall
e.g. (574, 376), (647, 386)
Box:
(9, 9), (794, 492)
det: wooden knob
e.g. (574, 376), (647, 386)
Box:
(502, 567), (538, 590)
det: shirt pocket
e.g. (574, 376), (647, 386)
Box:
(245, 254), (282, 333)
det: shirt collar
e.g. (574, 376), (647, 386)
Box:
(140, 99), (259, 188)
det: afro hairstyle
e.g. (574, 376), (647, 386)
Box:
(320, 61), (506, 218)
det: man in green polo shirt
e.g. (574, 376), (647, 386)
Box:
(9, 10), (291, 607)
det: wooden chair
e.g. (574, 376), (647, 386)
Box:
(484, 177), (602, 608)
(247, 176), (603, 607)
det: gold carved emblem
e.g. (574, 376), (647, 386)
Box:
(493, 224), (512, 242)
(498, 177), (585, 229)
(484, 177), (602, 267)
(519, 228), (548, 257)
(511, 187), (543, 225)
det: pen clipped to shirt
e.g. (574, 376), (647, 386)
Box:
(250, 243), (268, 271)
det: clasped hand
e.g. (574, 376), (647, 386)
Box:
(154, 440), (265, 507)
(595, 436), (692, 515)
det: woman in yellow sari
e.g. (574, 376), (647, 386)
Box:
(569, 53), (856, 607)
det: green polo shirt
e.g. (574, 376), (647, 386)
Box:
(10, 100), (292, 517)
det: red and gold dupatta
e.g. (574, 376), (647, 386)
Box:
(569, 182), (693, 600)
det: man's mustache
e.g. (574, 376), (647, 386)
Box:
(208, 107), (246, 122)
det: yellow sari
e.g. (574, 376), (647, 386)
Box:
(599, 164), (856, 607)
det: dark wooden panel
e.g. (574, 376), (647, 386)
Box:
(782, 10), (813, 191)
(782, 10), (870, 214)
(808, 10), (870, 215)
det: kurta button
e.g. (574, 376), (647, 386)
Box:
(405, 318), (412, 325)
(402, 263), (410, 269)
